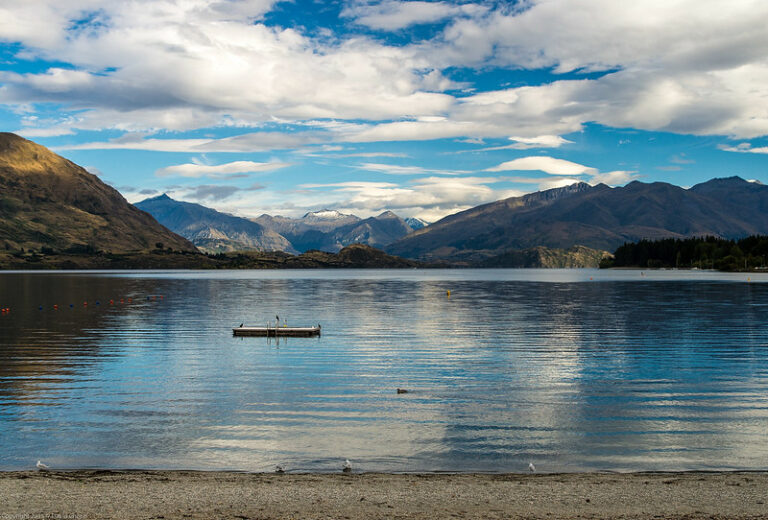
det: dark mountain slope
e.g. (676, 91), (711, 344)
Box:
(387, 177), (768, 261)
(0, 133), (195, 253)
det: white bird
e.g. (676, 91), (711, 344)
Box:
(528, 462), (536, 472)
(275, 464), (285, 474)
(343, 459), (352, 473)
(36, 460), (49, 471)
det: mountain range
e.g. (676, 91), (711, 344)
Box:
(253, 209), (416, 253)
(387, 177), (768, 262)
(4, 133), (768, 269)
(135, 194), (295, 254)
(0, 133), (195, 254)
(137, 194), (422, 254)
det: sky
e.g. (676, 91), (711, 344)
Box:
(1, 0), (768, 222)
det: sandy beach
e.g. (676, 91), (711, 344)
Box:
(1, 470), (767, 519)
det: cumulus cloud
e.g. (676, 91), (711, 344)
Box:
(0, 1), (458, 134)
(2, 0), (768, 152)
(156, 160), (290, 178)
(431, 1), (768, 138)
(486, 156), (597, 175)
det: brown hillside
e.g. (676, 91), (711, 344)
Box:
(0, 133), (195, 253)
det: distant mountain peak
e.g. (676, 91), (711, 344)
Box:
(145, 193), (173, 202)
(693, 176), (749, 187)
(404, 217), (429, 230)
(376, 210), (399, 219)
(302, 209), (352, 220)
(689, 176), (764, 194)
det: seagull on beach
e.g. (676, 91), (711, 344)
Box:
(343, 459), (352, 473)
(528, 462), (536, 472)
(275, 464), (285, 474)
(36, 460), (49, 471)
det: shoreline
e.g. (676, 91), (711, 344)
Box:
(2, 470), (767, 519)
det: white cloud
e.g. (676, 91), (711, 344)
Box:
(486, 156), (596, 176)
(57, 131), (329, 153)
(2, 0), (768, 149)
(331, 152), (408, 158)
(588, 170), (638, 186)
(344, 1), (487, 31)
(431, 1), (768, 138)
(0, 1), (456, 131)
(488, 158), (636, 187)
(507, 135), (573, 149)
(453, 134), (573, 153)
(156, 160), (290, 178)
(438, 1), (768, 73)
(297, 175), (517, 221)
(537, 177), (582, 191)
(15, 126), (75, 137)
(719, 142), (768, 154)
(300, 181), (400, 190)
(357, 162), (465, 175)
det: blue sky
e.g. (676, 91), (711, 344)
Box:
(1, 0), (768, 221)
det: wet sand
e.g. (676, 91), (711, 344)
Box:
(1, 471), (767, 519)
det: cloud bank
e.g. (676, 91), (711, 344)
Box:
(1, 0), (767, 142)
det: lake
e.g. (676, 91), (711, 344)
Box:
(1, 268), (768, 472)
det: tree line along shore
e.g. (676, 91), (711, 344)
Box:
(600, 235), (768, 271)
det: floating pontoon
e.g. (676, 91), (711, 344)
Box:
(233, 324), (321, 337)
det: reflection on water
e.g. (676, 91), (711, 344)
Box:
(1, 269), (768, 472)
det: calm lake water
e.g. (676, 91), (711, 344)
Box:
(1, 268), (768, 472)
